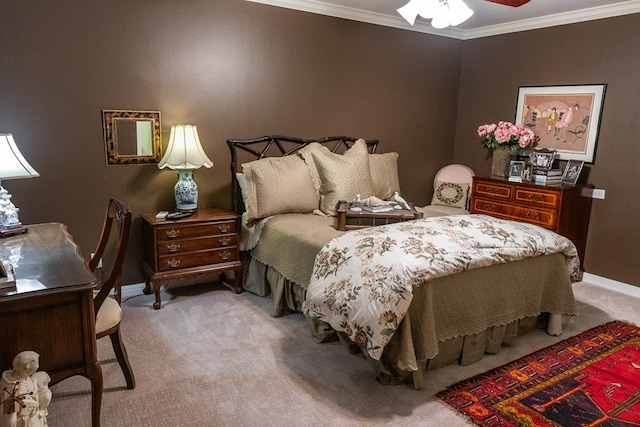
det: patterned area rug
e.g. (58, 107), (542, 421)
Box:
(437, 320), (640, 426)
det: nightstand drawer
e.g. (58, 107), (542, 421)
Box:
(157, 235), (238, 254)
(158, 248), (239, 271)
(514, 188), (560, 209)
(156, 220), (237, 240)
(473, 181), (512, 200)
(471, 198), (556, 229)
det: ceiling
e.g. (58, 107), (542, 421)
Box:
(247, 0), (640, 39)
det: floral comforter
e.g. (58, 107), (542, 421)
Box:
(301, 214), (580, 361)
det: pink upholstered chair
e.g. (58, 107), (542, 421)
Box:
(417, 164), (475, 217)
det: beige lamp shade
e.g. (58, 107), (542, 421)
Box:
(158, 125), (213, 170)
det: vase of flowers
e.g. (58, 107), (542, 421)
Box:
(478, 121), (538, 177)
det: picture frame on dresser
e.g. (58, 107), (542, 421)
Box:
(529, 149), (556, 170)
(515, 84), (606, 163)
(562, 160), (585, 184)
(508, 161), (525, 182)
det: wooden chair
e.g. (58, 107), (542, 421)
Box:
(90, 198), (136, 389)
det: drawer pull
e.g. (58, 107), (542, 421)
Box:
(166, 229), (179, 238)
(219, 237), (231, 246)
(220, 250), (231, 260)
(167, 258), (180, 269)
(218, 224), (231, 233)
(528, 194), (543, 202)
(482, 203), (496, 211)
(167, 243), (180, 252)
(524, 211), (539, 220)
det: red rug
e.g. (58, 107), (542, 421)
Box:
(437, 321), (640, 426)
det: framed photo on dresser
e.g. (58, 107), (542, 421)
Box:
(561, 160), (584, 184)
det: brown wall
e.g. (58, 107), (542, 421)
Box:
(454, 15), (640, 286)
(2, 2), (638, 286)
(1, 1), (461, 284)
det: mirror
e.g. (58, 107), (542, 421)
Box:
(103, 110), (162, 165)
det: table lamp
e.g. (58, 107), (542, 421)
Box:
(158, 125), (213, 212)
(0, 133), (40, 238)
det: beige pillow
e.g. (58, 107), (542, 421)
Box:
(242, 155), (319, 222)
(236, 173), (248, 207)
(431, 180), (470, 209)
(298, 142), (330, 192)
(369, 152), (400, 200)
(310, 139), (375, 215)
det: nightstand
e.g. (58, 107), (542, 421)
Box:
(141, 208), (242, 309)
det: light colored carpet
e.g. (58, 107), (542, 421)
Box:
(46, 280), (640, 426)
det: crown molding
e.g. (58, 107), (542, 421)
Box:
(247, 0), (640, 40)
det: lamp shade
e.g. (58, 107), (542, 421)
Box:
(0, 134), (39, 180)
(158, 125), (213, 170)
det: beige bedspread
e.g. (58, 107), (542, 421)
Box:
(250, 213), (343, 287)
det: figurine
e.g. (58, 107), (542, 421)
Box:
(0, 351), (50, 427)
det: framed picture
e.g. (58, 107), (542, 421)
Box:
(561, 160), (585, 184)
(509, 160), (525, 182)
(514, 84), (606, 163)
(529, 149), (556, 170)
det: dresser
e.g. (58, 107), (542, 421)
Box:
(469, 176), (593, 269)
(141, 208), (242, 309)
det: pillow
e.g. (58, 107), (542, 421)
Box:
(242, 155), (319, 222)
(235, 173), (248, 207)
(368, 152), (400, 200)
(430, 180), (470, 209)
(298, 142), (330, 192)
(310, 139), (375, 216)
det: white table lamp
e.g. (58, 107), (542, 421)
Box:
(0, 134), (39, 237)
(158, 125), (213, 211)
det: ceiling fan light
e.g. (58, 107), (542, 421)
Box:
(417, 0), (441, 19)
(447, 0), (474, 26)
(397, 0), (421, 25)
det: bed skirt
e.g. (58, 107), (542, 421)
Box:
(242, 253), (574, 389)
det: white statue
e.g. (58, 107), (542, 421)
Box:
(0, 351), (50, 427)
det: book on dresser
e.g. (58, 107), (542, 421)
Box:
(532, 168), (562, 184)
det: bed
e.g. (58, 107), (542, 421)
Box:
(227, 135), (578, 389)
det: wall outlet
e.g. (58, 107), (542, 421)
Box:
(592, 189), (606, 199)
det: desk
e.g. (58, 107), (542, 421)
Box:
(0, 223), (101, 426)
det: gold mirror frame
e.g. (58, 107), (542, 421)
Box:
(103, 110), (162, 165)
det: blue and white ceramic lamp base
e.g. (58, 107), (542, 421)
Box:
(173, 169), (199, 212)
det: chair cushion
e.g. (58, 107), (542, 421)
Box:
(96, 296), (122, 334)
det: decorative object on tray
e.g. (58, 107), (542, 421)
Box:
(0, 134), (39, 238)
(158, 125), (213, 212)
(437, 321), (640, 427)
(515, 84), (607, 163)
(0, 351), (51, 427)
(561, 159), (585, 184)
(478, 121), (538, 177)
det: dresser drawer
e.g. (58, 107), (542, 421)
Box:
(158, 248), (239, 272)
(473, 181), (512, 200)
(471, 198), (556, 229)
(157, 235), (238, 255)
(514, 188), (560, 209)
(156, 220), (236, 241)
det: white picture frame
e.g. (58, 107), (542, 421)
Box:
(515, 84), (606, 164)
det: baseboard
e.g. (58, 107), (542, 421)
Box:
(582, 272), (640, 299)
(121, 282), (146, 300)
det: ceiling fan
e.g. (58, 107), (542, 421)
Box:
(485, 0), (530, 6)
(398, 0), (530, 29)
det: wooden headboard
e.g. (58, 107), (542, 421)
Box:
(226, 135), (379, 214)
